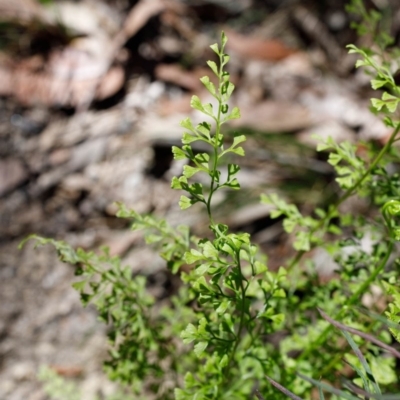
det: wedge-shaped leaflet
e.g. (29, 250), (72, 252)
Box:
(172, 146), (187, 160)
(196, 122), (212, 139)
(225, 178), (240, 190)
(210, 43), (219, 54)
(200, 76), (217, 97)
(223, 106), (241, 122)
(171, 176), (187, 190)
(181, 323), (197, 344)
(183, 165), (202, 179)
(194, 152), (210, 168)
(182, 132), (199, 144)
(221, 135), (246, 157)
(227, 163), (240, 179)
(221, 81), (234, 99)
(179, 195), (194, 209)
(371, 92), (400, 113)
(207, 60), (219, 76)
(194, 341), (208, 357)
(190, 95), (204, 112)
(180, 117), (196, 132)
(371, 78), (388, 90)
(184, 249), (205, 264)
(202, 103), (213, 116)
(202, 241), (219, 259)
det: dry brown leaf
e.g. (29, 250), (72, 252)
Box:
(154, 63), (222, 116)
(225, 29), (297, 61)
(50, 365), (83, 378)
(0, 49), (124, 107)
(231, 101), (313, 132)
(156, 94), (193, 116)
(155, 64), (215, 91)
(155, 64), (201, 91)
(96, 66), (125, 100)
(0, 64), (124, 107)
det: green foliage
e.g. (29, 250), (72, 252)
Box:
(38, 366), (136, 400)
(384, 280), (400, 344)
(346, 0), (394, 49)
(38, 366), (81, 400)
(21, 227), (192, 399)
(22, 9), (400, 399)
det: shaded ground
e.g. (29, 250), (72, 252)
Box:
(0, 0), (399, 398)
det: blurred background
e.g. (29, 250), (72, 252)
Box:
(1, 0), (400, 398)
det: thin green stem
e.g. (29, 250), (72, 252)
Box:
(337, 125), (400, 204)
(221, 250), (248, 389)
(210, 330), (235, 343)
(213, 282), (232, 298)
(205, 49), (225, 227)
(206, 145), (219, 225)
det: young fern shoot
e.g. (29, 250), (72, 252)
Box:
(171, 31), (243, 223)
(172, 32), (286, 399)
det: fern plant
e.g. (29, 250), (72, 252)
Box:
(22, 3), (400, 397)
(24, 33), (288, 399)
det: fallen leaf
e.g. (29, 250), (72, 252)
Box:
(50, 365), (83, 378)
(155, 64), (201, 91)
(225, 28), (297, 61)
(96, 66), (125, 100)
(0, 49), (124, 107)
(156, 94), (193, 116)
(231, 100), (313, 132)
